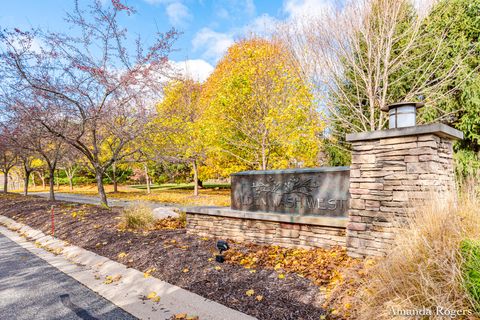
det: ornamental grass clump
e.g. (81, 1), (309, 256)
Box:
(460, 239), (480, 312)
(120, 204), (155, 230)
(354, 191), (480, 320)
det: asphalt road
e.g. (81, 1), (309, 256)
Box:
(0, 233), (137, 320)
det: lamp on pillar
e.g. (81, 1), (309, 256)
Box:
(382, 102), (424, 129)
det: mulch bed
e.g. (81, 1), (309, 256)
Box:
(0, 193), (327, 320)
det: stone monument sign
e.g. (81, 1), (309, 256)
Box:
(231, 167), (350, 216)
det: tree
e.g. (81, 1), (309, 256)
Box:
(9, 112), (65, 201)
(0, 131), (17, 193)
(416, 0), (480, 178)
(18, 152), (36, 196)
(153, 79), (204, 195)
(280, 0), (472, 137)
(0, 0), (177, 206)
(200, 38), (322, 176)
(60, 148), (82, 192)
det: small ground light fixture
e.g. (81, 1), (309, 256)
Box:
(215, 240), (229, 263)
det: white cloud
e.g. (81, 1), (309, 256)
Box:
(244, 14), (279, 36)
(171, 59), (214, 82)
(192, 28), (234, 62)
(166, 2), (192, 26)
(283, 0), (334, 19)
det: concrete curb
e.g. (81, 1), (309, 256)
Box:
(0, 215), (255, 320)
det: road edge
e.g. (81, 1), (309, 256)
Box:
(0, 215), (255, 320)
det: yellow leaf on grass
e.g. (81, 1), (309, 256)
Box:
(118, 252), (128, 258)
(249, 270), (256, 273)
(278, 274), (285, 279)
(182, 268), (189, 273)
(214, 266), (222, 271)
(255, 295), (263, 301)
(245, 289), (255, 296)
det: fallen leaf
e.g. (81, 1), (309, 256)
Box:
(146, 291), (160, 303)
(118, 252), (128, 258)
(214, 266), (221, 271)
(182, 268), (189, 273)
(175, 313), (187, 319)
(278, 274), (285, 279)
(245, 289), (255, 296)
(255, 295), (263, 301)
(104, 274), (122, 284)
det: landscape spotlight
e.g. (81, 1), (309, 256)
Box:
(215, 240), (229, 263)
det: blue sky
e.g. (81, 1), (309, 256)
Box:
(0, 0), (336, 81)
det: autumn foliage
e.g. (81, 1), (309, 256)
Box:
(199, 38), (323, 176)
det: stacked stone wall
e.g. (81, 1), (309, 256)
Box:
(346, 133), (456, 257)
(187, 213), (346, 249)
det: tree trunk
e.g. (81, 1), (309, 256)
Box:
(64, 168), (75, 191)
(261, 134), (267, 170)
(112, 162), (118, 193)
(95, 169), (108, 207)
(24, 171), (31, 196)
(3, 172), (7, 193)
(144, 164), (151, 194)
(193, 160), (199, 197)
(39, 172), (46, 190)
(48, 168), (55, 201)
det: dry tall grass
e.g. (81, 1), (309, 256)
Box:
(119, 204), (155, 230)
(354, 190), (480, 319)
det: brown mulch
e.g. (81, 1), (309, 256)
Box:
(0, 193), (327, 320)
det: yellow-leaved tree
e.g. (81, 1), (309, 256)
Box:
(200, 37), (323, 177)
(153, 79), (204, 195)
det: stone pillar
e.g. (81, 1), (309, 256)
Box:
(345, 123), (463, 258)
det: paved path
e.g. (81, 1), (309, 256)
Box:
(0, 233), (136, 320)
(32, 192), (177, 208)
(31, 192), (181, 219)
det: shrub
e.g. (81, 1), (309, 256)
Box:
(120, 204), (155, 230)
(461, 239), (480, 311)
(351, 192), (480, 320)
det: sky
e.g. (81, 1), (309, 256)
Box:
(0, 0), (338, 82)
